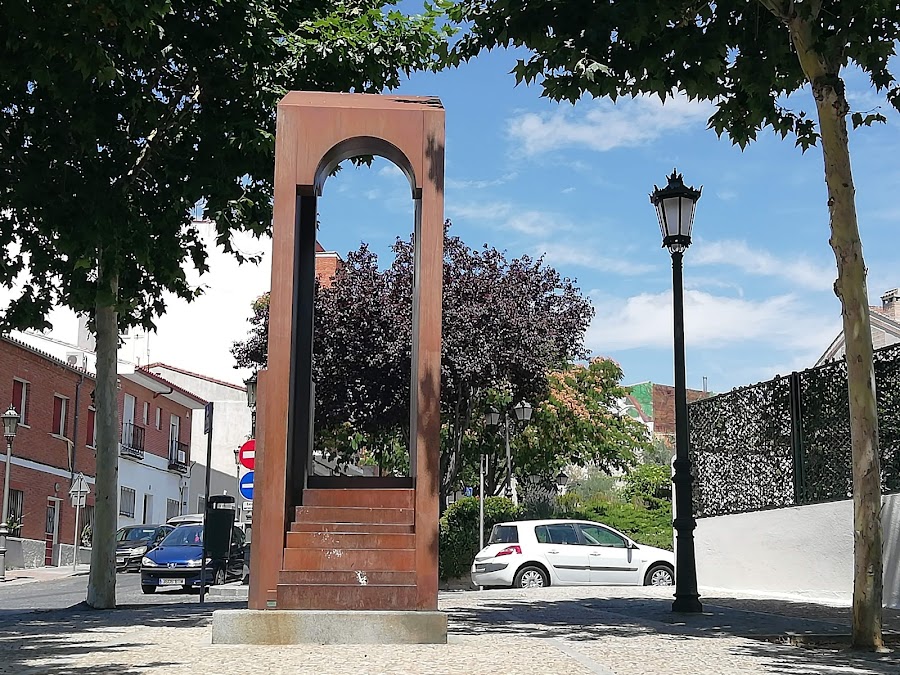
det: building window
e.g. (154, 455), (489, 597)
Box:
(155, 407), (161, 430)
(7, 488), (24, 536)
(166, 498), (181, 520)
(11, 379), (29, 426)
(119, 487), (136, 518)
(142, 401), (149, 426)
(52, 395), (68, 436)
(197, 495), (206, 514)
(86, 408), (96, 447)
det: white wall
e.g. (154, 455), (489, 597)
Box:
(695, 493), (900, 608)
(147, 367), (253, 520)
(117, 453), (185, 528)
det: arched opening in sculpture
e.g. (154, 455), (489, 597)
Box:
(310, 144), (418, 482)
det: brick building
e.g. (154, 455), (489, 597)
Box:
(1, 335), (205, 568)
(624, 381), (710, 440)
(1, 336), (97, 566)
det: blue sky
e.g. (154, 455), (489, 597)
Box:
(37, 35), (899, 395)
(311, 46), (900, 393)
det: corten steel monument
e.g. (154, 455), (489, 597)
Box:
(247, 92), (445, 620)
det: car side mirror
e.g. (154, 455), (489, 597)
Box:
(628, 542), (639, 549)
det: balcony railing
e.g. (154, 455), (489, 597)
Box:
(120, 422), (145, 460)
(168, 439), (189, 473)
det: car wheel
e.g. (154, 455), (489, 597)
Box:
(644, 564), (674, 586)
(514, 565), (549, 589)
(214, 568), (226, 586)
(141, 585), (156, 594)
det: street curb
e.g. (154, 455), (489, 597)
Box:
(208, 583), (249, 599)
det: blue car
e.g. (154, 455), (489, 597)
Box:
(139, 524), (247, 594)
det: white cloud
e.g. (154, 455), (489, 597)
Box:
(508, 93), (714, 156)
(447, 201), (574, 236)
(587, 290), (840, 353)
(446, 173), (517, 190)
(562, 187), (577, 194)
(691, 239), (835, 291)
(715, 189), (738, 201)
(536, 241), (656, 276)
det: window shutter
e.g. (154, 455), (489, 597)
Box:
(52, 396), (63, 435)
(86, 409), (96, 446)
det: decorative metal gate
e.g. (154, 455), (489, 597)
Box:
(689, 341), (900, 517)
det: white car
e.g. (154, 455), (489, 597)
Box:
(471, 519), (675, 589)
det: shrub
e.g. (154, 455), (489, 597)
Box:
(623, 463), (671, 501)
(439, 496), (519, 580)
(585, 501), (673, 551)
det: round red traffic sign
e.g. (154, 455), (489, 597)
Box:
(239, 439), (256, 470)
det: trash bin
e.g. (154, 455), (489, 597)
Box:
(205, 495), (235, 561)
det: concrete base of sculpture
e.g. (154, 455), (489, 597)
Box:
(211, 609), (448, 645)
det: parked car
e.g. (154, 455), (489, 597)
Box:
(115, 524), (174, 572)
(139, 524), (247, 594)
(471, 519), (675, 589)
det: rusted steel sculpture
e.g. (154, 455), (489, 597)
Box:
(248, 93), (445, 612)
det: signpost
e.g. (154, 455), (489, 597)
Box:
(238, 439), (254, 513)
(200, 402), (214, 604)
(69, 473), (90, 570)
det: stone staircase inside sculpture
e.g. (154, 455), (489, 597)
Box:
(275, 488), (417, 610)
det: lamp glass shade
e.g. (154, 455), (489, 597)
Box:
(555, 471), (569, 487)
(650, 170), (701, 253)
(244, 373), (258, 408)
(2, 405), (19, 438)
(485, 409), (501, 427)
(513, 400), (532, 422)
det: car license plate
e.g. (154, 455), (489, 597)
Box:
(159, 578), (184, 586)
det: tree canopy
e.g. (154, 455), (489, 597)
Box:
(232, 223), (608, 497)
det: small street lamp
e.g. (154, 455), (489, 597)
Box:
(1, 405), (20, 582)
(485, 401), (532, 503)
(244, 372), (258, 409)
(244, 372), (258, 438)
(651, 169), (703, 614)
(555, 471), (570, 492)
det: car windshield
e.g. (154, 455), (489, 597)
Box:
(488, 525), (519, 544)
(116, 527), (156, 542)
(161, 525), (203, 547)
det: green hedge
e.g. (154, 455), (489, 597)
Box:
(439, 497), (519, 580)
(560, 499), (673, 551)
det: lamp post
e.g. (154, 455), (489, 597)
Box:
(1, 406), (19, 582)
(485, 401), (532, 503)
(651, 169), (703, 614)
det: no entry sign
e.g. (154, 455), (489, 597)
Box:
(239, 439), (255, 471)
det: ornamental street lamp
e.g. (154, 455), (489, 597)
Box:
(555, 471), (570, 493)
(1, 405), (20, 582)
(485, 401), (532, 503)
(651, 169), (703, 614)
(244, 372), (258, 437)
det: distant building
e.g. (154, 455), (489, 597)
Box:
(0, 335), (203, 568)
(624, 381), (711, 443)
(816, 287), (900, 365)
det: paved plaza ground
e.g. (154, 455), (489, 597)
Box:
(1, 582), (899, 674)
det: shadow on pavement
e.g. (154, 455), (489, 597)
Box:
(448, 592), (900, 675)
(0, 600), (245, 674)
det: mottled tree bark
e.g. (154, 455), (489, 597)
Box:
(788, 17), (884, 650)
(86, 273), (119, 609)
